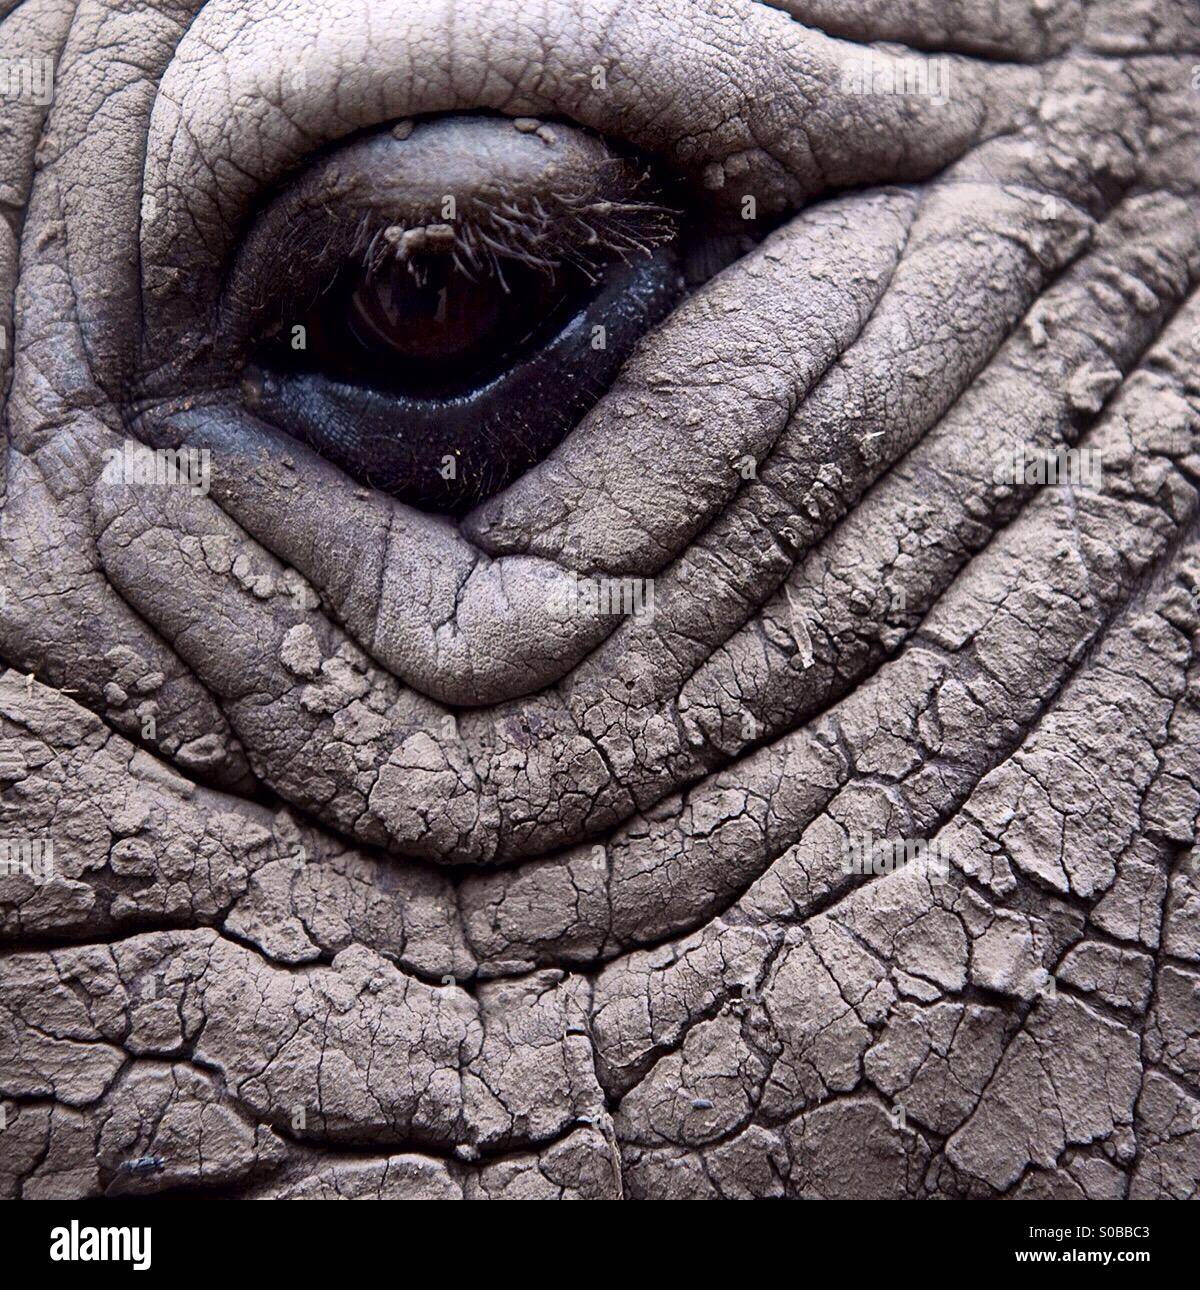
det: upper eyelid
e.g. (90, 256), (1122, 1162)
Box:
(212, 118), (677, 362)
(139, 0), (1001, 342)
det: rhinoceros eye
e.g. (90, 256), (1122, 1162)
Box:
(296, 239), (591, 390)
(341, 252), (559, 376)
(225, 116), (684, 514)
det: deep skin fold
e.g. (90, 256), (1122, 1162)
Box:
(0, 0), (1199, 1201)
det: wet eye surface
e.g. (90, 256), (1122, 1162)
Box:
(282, 240), (593, 392)
(228, 116), (685, 513)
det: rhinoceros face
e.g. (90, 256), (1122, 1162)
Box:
(1, 0), (1198, 1202)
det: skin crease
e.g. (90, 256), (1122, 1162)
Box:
(0, 0), (1199, 1204)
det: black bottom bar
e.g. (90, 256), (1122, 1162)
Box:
(4, 1198), (1188, 1279)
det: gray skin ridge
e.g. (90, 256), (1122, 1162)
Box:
(1, 0), (1199, 1199)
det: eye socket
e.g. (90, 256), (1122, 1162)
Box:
(225, 116), (685, 514)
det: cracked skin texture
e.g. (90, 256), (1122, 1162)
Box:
(1, 0), (1200, 1201)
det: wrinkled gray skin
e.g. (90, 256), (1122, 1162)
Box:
(1, 0), (1199, 1201)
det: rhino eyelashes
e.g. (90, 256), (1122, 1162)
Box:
(223, 114), (687, 514)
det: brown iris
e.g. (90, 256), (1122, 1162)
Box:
(349, 259), (506, 365)
(305, 243), (579, 394)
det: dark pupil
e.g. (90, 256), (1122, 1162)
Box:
(348, 258), (506, 365)
(304, 253), (576, 394)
